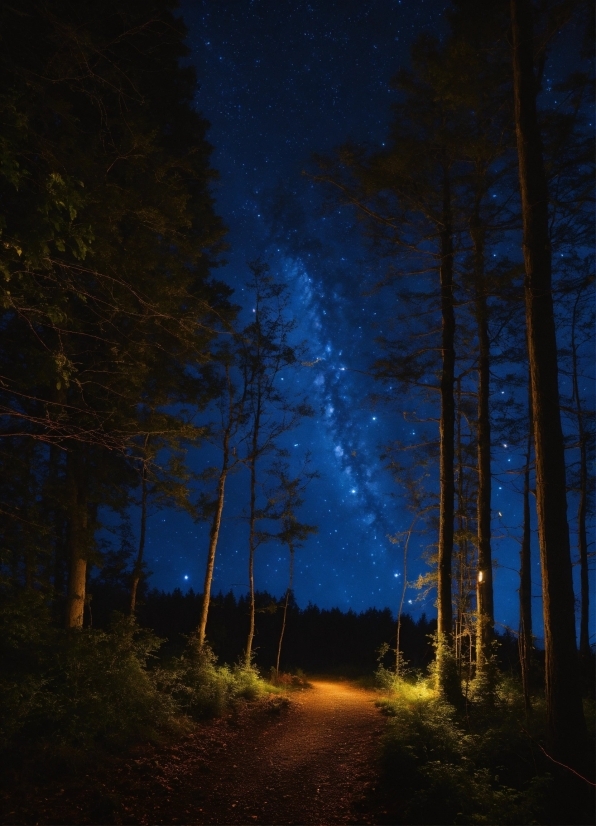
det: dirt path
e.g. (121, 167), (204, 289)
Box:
(2, 680), (385, 825)
(183, 680), (384, 825)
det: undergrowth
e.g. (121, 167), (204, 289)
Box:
(375, 666), (595, 825)
(0, 590), (274, 757)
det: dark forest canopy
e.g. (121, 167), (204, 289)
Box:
(90, 582), (439, 675)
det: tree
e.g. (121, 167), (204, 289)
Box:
(267, 460), (317, 676)
(0, 0), (231, 627)
(239, 261), (312, 666)
(510, 0), (585, 757)
(196, 353), (245, 650)
(313, 36), (475, 699)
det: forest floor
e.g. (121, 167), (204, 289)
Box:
(1, 680), (389, 825)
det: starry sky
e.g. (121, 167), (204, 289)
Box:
(138, 0), (594, 645)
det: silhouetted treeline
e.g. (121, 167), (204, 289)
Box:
(88, 582), (434, 674)
(143, 588), (437, 675)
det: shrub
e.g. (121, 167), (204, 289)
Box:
(0, 600), (181, 750)
(378, 671), (552, 824)
(0, 592), (274, 756)
(163, 643), (267, 719)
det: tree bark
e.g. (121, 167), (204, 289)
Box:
(130, 461), (148, 616)
(519, 376), (533, 717)
(511, 0), (585, 756)
(65, 448), (88, 629)
(245, 392), (262, 667)
(198, 437), (229, 649)
(436, 163), (458, 698)
(276, 547), (294, 676)
(470, 209), (495, 672)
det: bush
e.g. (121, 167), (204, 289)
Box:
(43, 617), (180, 747)
(378, 672), (553, 824)
(161, 642), (268, 719)
(0, 597), (180, 750)
(0, 593), (271, 754)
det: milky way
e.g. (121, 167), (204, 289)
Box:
(141, 0), (593, 643)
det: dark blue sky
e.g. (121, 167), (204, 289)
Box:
(138, 0), (593, 646)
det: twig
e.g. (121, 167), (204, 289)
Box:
(521, 729), (596, 787)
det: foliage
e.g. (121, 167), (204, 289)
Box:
(0, 591), (273, 754)
(0, 594), (179, 749)
(376, 669), (596, 824)
(164, 643), (267, 719)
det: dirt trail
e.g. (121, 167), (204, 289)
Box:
(185, 680), (384, 825)
(2, 680), (384, 825)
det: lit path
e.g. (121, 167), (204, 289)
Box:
(2, 681), (385, 824)
(186, 680), (384, 825)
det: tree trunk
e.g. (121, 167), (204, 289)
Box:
(245, 395), (262, 667)
(511, 0), (585, 757)
(47, 443), (67, 623)
(397, 516), (416, 677)
(198, 438), (229, 649)
(471, 211), (495, 674)
(571, 288), (590, 658)
(65, 448), (88, 629)
(519, 377), (533, 717)
(130, 461), (148, 616)
(276, 547), (294, 676)
(436, 163), (458, 698)
(455, 376), (468, 678)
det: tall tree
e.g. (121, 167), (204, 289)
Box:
(0, 0), (232, 626)
(197, 354), (245, 650)
(510, 0), (585, 756)
(314, 37), (470, 699)
(239, 261), (311, 666)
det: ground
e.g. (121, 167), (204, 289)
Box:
(1, 680), (387, 825)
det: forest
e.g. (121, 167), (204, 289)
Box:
(0, 0), (594, 824)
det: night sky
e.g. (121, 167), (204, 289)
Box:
(138, 0), (593, 645)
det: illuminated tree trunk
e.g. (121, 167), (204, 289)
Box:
(470, 208), (495, 673)
(245, 394), (262, 667)
(511, 0), (585, 756)
(66, 448), (88, 629)
(454, 376), (472, 678)
(198, 436), (230, 649)
(436, 164), (458, 700)
(276, 547), (295, 676)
